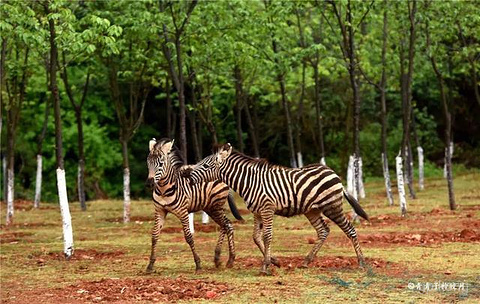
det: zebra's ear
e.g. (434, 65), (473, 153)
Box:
(149, 138), (157, 152)
(161, 139), (174, 155)
(218, 143), (232, 163)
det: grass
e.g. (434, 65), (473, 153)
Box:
(1, 171), (479, 303)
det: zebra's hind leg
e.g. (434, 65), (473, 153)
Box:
(146, 209), (166, 273)
(301, 209), (330, 268)
(324, 206), (366, 268)
(253, 214), (280, 267)
(179, 212), (202, 271)
(260, 208), (275, 275)
(205, 206), (235, 268)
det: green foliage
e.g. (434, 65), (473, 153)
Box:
(2, 0), (479, 201)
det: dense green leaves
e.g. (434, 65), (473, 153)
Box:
(2, 0), (479, 202)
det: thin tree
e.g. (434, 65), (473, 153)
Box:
(426, 20), (456, 210)
(34, 91), (49, 208)
(46, 2), (74, 258)
(108, 61), (149, 223)
(60, 54), (90, 211)
(358, 0), (394, 205)
(159, 0), (198, 161)
(328, 0), (373, 201)
(4, 48), (29, 225)
(264, 0), (297, 167)
(399, 0), (417, 200)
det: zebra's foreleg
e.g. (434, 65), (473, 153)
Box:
(180, 212), (202, 271)
(301, 209), (330, 268)
(252, 214), (280, 267)
(260, 209), (275, 275)
(146, 208), (167, 273)
(325, 208), (366, 268)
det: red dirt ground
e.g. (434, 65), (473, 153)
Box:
(0, 231), (33, 244)
(236, 255), (408, 277)
(2, 277), (230, 303)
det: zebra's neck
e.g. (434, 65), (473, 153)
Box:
(219, 152), (263, 197)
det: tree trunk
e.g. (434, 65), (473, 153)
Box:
(75, 109), (87, 211)
(121, 139), (131, 222)
(234, 65), (244, 153)
(313, 60), (326, 162)
(295, 63), (305, 167)
(379, 0), (394, 205)
(396, 153), (407, 216)
(34, 154), (42, 208)
(48, 6), (74, 258)
(278, 72), (297, 168)
(0, 39), (5, 202)
(34, 93), (49, 208)
(166, 77), (173, 138)
(401, 0), (417, 200)
(243, 97), (260, 158)
(428, 39), (456, 210)
(5, 109), (15, 226)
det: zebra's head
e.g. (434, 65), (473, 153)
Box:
(146, 138), (175, 188)
(182, 143), (232, 185)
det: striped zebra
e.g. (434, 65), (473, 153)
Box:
(181, 143), (369, 274)
(145, 138), (236, 272)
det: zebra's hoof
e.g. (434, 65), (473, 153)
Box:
(214, 260), (222, 268)
(145, 266), (154, 274)
(226, 260), (234, 268)
(271, 257), (281, 267)
(358, 259), (367, 269)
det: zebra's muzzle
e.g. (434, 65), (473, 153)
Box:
(146, 177), (154, 189)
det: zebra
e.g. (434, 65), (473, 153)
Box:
(145, 138), (237, 272)
(181, 143), (369, 274)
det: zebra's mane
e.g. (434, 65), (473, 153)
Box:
(229, 150), (289, 170)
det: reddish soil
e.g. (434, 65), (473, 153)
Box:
(27, 249), (125, 266)
(358, 229), (480, 246)
(236, 255), (407, 276)
(68, 277), (229, 303)
(0, 232), (33, 244)
(161, 224), (219, 234)
(1, 199), (56, 211)
(105, 216), (153, 223)
(2, 277), (230, 303)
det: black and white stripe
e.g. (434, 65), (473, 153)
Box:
(183, 143), (368, 274)
(145, 138), (235, 272)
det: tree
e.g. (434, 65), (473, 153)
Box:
(425, 3), (456, 210)
(328, 0), (373, 202)
(158, 0), (198, 161)
(45, 1), (74, 258)
(1, 2), (38, 225)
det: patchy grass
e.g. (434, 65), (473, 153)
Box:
(1, 171), (479, 303)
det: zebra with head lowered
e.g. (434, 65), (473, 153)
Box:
(145, 138), (237, 272)
(181, 143), (369, 274)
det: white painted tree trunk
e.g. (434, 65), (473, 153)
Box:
(202, 211), (209, 224)
(34, 154), (43, 208)
(2, 155), (6, 203)
(123, 168), (130, 223)
(417, 146), (424, 190)
(358, 157), (365, 199)
(443, 142), (453, 178)
(347, 155), (355, 196)
(189, 213), (195, 234)
(381, 153), (394, 205)
(396, 154), (407, 216)
(6, 168), (14, 225)
(297, 152), (304, 168)
(56, 168), (74, 258)
(320, 157), (326, 166)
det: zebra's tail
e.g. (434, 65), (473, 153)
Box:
(227, 192), (244, 221)
(343, 190), (369, 221)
